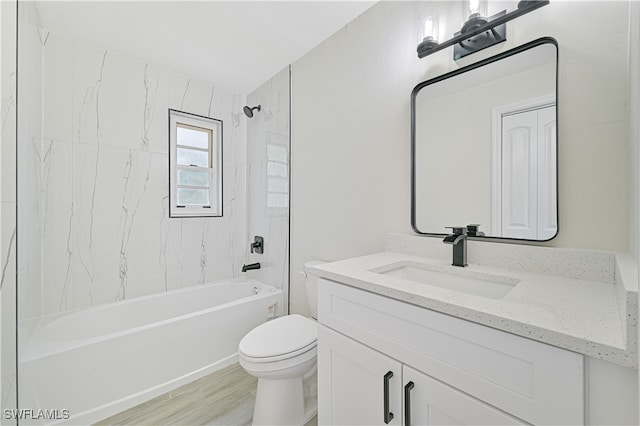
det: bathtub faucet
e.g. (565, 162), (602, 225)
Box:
(242, 262), (261, 272)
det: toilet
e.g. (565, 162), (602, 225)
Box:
(238, 261), (324, 425)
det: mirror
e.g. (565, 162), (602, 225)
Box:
(411, 37), (558, 241)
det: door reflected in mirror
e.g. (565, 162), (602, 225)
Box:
(411, 38), (558, 241)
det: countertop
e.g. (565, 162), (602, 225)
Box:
(308, 241), (638, 368)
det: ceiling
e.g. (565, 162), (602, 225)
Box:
(35, 1), (376, 95)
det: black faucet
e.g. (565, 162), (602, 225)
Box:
(466, 224), (485, 237)
(242, 262), (261, 272)
(250, 236), (264, 254)
(443, 226), (468, 267)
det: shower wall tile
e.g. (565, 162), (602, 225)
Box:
(40, 139), (74, 314)
(17, 19), (44, 321)
(41, 140), (73, 227)
(42, 30), (73, 143)
(245, 67), (290, 296)
(110, 151), (169, 300)
(2, 0), (18, 417)
(1, 2), (17, 204)
(1, 84), (17, 204)
(169, 73), (216, 117)
(42, 214), (75, 314)
(68, 144), (137, 309)
(17, 136), (42, 321)
(71, 42), (108, 146)
(93, 53), (149, 151)
(165, 218), (223, 289)
(0, 201), (17, 415)
(36, 31), (247, 316)
(143, 66), (169, 154)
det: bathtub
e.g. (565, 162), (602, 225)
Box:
(19, 277), (283, 425)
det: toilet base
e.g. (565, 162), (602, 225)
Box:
(253, 376), (305, 425)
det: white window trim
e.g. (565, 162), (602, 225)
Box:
(169, 109), (223, 218)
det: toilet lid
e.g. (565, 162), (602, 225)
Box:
(239, 314), (317, 359)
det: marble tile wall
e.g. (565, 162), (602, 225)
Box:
(244, 67), (290, 305)
(17, 16), (43, 323)
(1, 0), (18, 421)
(22, 29), (248, 318)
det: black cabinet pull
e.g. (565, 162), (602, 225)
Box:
(383, 371), (394, 424)
(404, 381), (415, 426)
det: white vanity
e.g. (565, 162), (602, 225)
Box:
(309, 234), (638, 425)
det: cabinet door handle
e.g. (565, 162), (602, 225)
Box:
(404, 381), (415, 426)
(383, 371), (394, 424)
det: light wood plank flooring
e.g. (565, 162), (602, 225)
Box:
(94, 363), (317, 426)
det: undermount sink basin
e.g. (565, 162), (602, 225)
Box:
(371, 261), (520, 299)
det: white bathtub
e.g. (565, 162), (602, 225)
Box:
(19, 277), (283, 425)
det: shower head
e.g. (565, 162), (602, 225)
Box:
(243, 105), (261, 118)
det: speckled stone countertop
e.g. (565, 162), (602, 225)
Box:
(308, 234), (638, 368)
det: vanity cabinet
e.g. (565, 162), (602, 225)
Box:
(319, 325), (525, 425)
(318, 324), (401, 425)
(317, 278), (584, 425)
(402, 365), (525, 425)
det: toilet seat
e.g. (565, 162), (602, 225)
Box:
(239, 314), (317, 362)
(240, 341), (317, 363)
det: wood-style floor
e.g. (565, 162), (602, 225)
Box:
(94, 363), (318, 426)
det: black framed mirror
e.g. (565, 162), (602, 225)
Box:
(411, 37), (558, 241)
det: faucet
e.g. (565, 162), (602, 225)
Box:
(443, 226), (468, 267)
(466, 224), (485, 237)
(242, 262), (261, 272)
(250, 236), (264, 254)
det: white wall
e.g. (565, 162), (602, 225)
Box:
(19, 28), (248, 318)
(245, 67), (290, 304)
(291, 1), (631, 315)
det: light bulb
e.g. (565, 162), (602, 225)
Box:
(461, 0), (489, 33)
(418, 8), (440, 44)
(463, 0), (488, 20)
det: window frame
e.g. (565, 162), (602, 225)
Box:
(265, 132), (289, 215)
(169, 109), (223, 218)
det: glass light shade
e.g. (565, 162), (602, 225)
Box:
(463, 0), (488, 20)
(460, 0), (489, 34)
(418, 8), (440, 44)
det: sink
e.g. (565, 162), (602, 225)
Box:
(371, 261), (520, 299)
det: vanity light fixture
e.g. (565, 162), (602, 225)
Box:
(454, 0), (506, 60)
(416, 0), (549, 60)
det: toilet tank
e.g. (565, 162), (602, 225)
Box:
(303, 260), (326, 319)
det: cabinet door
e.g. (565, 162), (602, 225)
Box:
(403, 366), (526, 426)
(318, 325), (401, 425)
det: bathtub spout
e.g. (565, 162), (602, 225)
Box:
(242, 262), (261, 272)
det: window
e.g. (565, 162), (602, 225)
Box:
(169, 109), (222, 217)
(266, 132), (289, 213)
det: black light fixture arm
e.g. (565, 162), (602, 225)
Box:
(417, 0), (549, 59)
